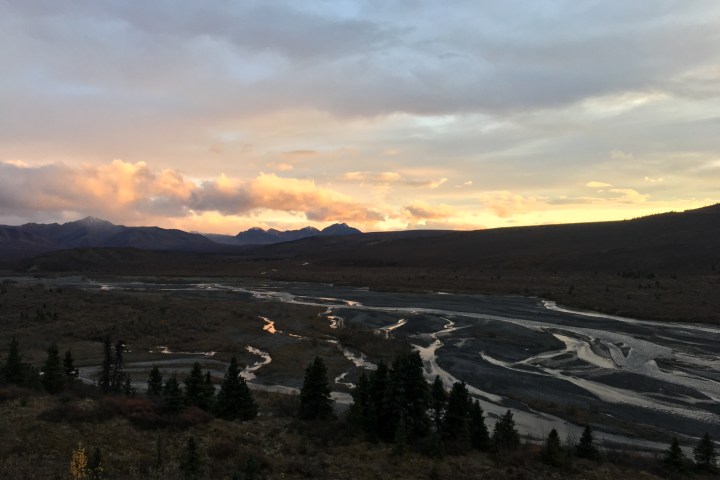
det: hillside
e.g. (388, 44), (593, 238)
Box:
(251, 204), (720, 274)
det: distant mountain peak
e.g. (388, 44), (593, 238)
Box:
(319, 223), (362, 236)
(224, 223), (360, 245)
(71, 216), (115, 226)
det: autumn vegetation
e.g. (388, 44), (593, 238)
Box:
(0, 335), (717, 479)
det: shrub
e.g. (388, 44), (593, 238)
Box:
(0, 386), (32, 402)
(174, 406), (213, 429)
(127, 411), (168, 430)
(103, 396), (157, 416)
(207, 440), (237, 461)
(37, 400), (115, 423)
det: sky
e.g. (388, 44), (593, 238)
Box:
(1, 1), (719, 234)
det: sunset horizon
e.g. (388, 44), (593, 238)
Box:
(2, 2), (718, 234)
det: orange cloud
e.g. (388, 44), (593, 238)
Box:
(340, 171), (448, 189)
(404, 202), (455, 220)
(482, 191), (541, 218)
(282, 150), (319, 158)
(0, 160), (383, 227)
(586, 181), (613, 188)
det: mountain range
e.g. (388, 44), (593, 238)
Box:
(0, 217), (362, 260)
(205, 223), (361, 246)
(3, 205), (720, 277)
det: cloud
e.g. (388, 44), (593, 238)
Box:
(267, 162), (294, 171)
(586, 181), (613, 188)
(0, 160), (384, 225)
(481, 191), (541, 218)
(281, 150), (319, 159)
(609, 188), (649, 204)
(403, 202), (455, 220)
(340, 171), (448, 189)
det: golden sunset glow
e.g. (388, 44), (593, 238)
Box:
(1, 2), (718, 233)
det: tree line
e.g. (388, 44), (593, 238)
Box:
(1, 338), (717, 476)
(303, 350), (717, 472)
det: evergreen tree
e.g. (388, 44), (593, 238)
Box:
(184, 362), (212, 410)
(431, 375), (447, 430)
(41, 343), (66, 394)
(3, 337), (24, 385)
(214, 357), (257, 421)
(147, 366), (163, 397)
(98, 336), (112, 394)
(441, 381), (471, 451)
(161, 375), (184, 415)
(348, 371), (370, 429)
(179, 436), (202, 480)
(541, 428), (564, 467)
(2, 337), (38, 388)
(110, 340), (126, 393)
(470, 400), (490, 451)
(123, 375), (135, 396)
(365, 361), (388, 440)
(693, 433), (716, 472)
(575, 425), (600, 460)
(63, 349), (78, 382)
(298, 356), (333, 420)
(663, 437), (686, 471)
(398, 351), (431, 437)
(378, 352), (431, 440)
(392, 414), (409, 456)
(202, 371), (215, 410)
(492, 410), (521, 452)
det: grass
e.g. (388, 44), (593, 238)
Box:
(0, 390), (703, 480)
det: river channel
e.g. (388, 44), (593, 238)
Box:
(17, 277), (720, 452)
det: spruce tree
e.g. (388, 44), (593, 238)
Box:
(161, 375), (184, 415)
(110, 340), (126, 393)
(693, 433), (716, 471)
(575, 425), (600, 460)
(492, 410), (521, 452)
(2, 337), (39, 388)
(202, 371), (215, 410)
(441, 381), (471, 450)
(180, 436), (202, 480)
(185, 362), (207, 409)
(431, 375), (447, 430)
(379, 352), (431, 440)
(348, 371), (370, 429)
(399, 351), (431, 437)
(541, 428), (564, 467)
(41, 343), (65, 394)
(3, 337), (24, 385)
(214, 357), (257, 421)
(365, 361), (388, 440)
(63, 349), (78, 382)
(470, 399), (490, 451)
(392, 414), (409, 456)
(147, 366), (163, 397)
(98, 336), (112, 394)
(663, 437), (686, 471)
(298, 356), (333, 420)
(123, 375), (135, 396)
